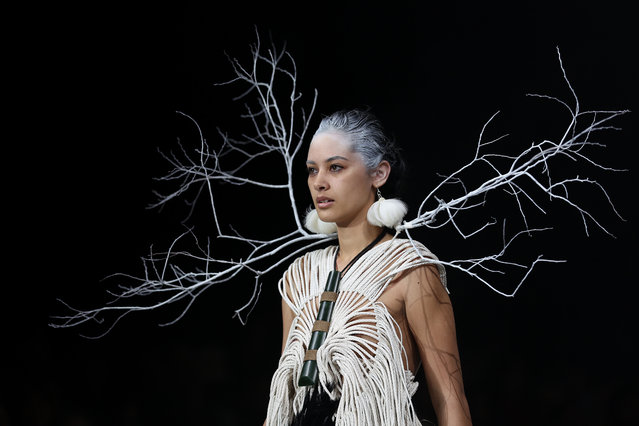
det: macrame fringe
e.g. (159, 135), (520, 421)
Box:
(291, 384), (339, 425)
(265, 238), (446, 425)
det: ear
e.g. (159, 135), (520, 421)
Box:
(371, 160), (391, 188)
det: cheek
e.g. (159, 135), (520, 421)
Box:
(356, 172), (375, 191)
(347, 175), (374, 202)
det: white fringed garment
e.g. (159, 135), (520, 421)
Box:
(266, 237), (447, 425)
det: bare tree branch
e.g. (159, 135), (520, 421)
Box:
(400, 47), (628, 295)
(50, 35), (628, 337)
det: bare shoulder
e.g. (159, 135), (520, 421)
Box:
(395, 263), (444, 292)
(378, 264), (443, 313)
(395, 264), (450, 314)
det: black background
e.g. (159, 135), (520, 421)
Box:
(5, 1), (637, 425)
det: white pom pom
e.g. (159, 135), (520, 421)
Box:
(304, 208), (338, 234)
(366, 197), (407, 229)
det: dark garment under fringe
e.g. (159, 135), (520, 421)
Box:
(290, 385), (339, 426)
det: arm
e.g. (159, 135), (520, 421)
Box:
(403, 264), (472, 426)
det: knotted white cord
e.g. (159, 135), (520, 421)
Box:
(266, 237), (445, 425)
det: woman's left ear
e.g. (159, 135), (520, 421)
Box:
(372, 160), (391, 188)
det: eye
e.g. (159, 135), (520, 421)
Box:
(306, 166), (317, 175)
(329, 164), (343, 172)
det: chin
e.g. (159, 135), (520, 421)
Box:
(318, 208), (347, 224)
(317, 212), (337, 224)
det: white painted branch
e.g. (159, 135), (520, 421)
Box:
(50, 38), (627, 337)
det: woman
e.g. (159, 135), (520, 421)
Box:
(265, 109), (472, 425)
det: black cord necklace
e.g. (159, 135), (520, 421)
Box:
(333, 227), (389, 277)
(298, 228), (389, 386)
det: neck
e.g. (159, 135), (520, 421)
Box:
(335, 219), (391, 270)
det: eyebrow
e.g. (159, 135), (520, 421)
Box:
(306, 155), (349, 165)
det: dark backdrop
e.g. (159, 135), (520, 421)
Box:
(5, 1), (637, 425)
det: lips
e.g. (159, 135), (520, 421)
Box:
(316, 197), (334, 208)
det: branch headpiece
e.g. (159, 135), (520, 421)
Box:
(50, 29), (629, 337)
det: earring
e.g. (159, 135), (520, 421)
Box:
(367, 188), (407, 229)
(304, 208), (338, 234)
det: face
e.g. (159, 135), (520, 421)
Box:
(306, 132), (377, 227)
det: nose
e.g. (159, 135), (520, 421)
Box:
(313, 180), (327, 192)
(313, 170), (329, 192)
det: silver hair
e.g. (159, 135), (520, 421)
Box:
(313, 109), (405, 194)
